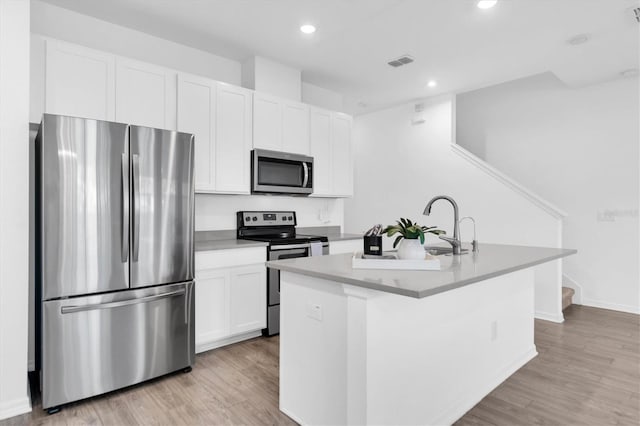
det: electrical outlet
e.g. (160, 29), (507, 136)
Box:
(306, 303), (322, 321)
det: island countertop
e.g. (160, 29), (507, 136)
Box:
(266, 243), (576, 299)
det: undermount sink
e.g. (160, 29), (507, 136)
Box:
(424, 246), (469, 256)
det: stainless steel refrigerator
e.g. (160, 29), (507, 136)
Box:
(35, 114), (195, 412)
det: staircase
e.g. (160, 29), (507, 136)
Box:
(562, 287), (575, 311)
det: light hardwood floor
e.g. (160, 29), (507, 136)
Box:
(3, 305), (639, 425)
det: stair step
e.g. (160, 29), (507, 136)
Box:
(562, 286), (575, 311)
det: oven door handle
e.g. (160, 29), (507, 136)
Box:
(269, 243), (311, 251)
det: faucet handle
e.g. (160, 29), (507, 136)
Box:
(439, 235), (461, 247)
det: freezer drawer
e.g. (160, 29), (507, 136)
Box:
(41, 282), (195, 409)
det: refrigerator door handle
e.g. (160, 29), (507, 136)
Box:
(132, 154), (141, 262)
(121, 153), (129, 263)
(60, 289), (186, 314)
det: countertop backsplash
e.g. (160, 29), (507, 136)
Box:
(195, 194), (344, 231)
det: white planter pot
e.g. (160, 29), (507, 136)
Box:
(397, 239), (425, 260)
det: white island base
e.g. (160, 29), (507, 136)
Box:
(279, 268), (537, 426)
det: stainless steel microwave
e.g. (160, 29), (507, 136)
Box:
(251, 149), (313, 195)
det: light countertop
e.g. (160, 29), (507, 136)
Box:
(267, 243), (576, 299)
(194, 227), (360, 252)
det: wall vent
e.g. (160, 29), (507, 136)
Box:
(388, 55), (414, 68)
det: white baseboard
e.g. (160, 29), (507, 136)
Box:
(434, 346), (539, 426)
(535, 310), (565, 323)
(0, 396), (31, 421)
(196, 330), (262, 354)
(279, 406), (304, 425)
(581, 298), (640, 315)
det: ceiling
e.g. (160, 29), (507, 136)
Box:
(38, 0), (640, 114)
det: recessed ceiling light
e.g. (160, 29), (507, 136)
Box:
(300, 24), (316, 34)
(477, 0), (498, 9)
(620, 68), (639, 78)
(567, 33), (591, 46)
(427, 80), (437, 88)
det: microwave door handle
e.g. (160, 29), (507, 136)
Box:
(302, 162), (309, 188)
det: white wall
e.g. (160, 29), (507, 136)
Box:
(456, 72), (639, 314)
(0, 0), (31, 420)
(302, 82), (344, 112)
(196, 195), (344, 231)
(242, 56), (301, 101)
(344, 95), (564, 321)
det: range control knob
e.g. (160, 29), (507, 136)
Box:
(245, 216), (250, 222)
(288, 216), (293, 221)
(252, 216), (258, 221)
(282, 216), (287, 221)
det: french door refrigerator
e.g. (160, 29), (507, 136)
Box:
(35, 114), (195, 412)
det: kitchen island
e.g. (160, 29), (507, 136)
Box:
(267, 243), (576, 426)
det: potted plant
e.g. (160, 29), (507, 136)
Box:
(383, 218), (445, 260)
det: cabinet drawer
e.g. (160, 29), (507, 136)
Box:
(195, 246), (266, 271)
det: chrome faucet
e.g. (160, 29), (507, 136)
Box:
(423, 195), (462, 255)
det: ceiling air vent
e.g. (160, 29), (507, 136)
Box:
(388, 55), (414, 68)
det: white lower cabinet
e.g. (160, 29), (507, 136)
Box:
(230, 265), (267, 335)
(195, 248), (266, 353)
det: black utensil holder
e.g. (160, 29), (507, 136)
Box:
(363, 235), (383, 256)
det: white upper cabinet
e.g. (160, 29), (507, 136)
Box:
(331, 112), (353, 197)
(253, 92), (310, 155)
(309, 107), (332, 196)
(253, 93), (282, 151)
(177, 74), (252, 194)
(310, 108), (354, 198)
(282, 102), (310, 155)
(115, 58), (177, 130)
(45, 40), (115, 121)
(215, 83), (252, 193)
(177, 73), (216, 191)
(38, 38), (353, 198)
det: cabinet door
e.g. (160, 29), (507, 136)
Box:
(331, 113), (354, 197)
(215, 83), (252, 193)
(45, 40), (115, 121)
(195, 269), (229, 352)
(116, 58), (176, 130)
(252, 92), (282, 151)
(177, 73), (216, 192)
(282, 101), (310, 155)
(229, 264), (266, 335)
(309, 108), (332, 196)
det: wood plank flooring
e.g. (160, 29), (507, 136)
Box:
(3, 305), (638, 425)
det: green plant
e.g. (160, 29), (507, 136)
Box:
(383, 218), (445, 248)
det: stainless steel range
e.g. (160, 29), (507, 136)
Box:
(237, 211), (328, 336)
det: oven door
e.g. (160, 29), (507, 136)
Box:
(252, 149), (313, 195)
(267, 244), (310, 305)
